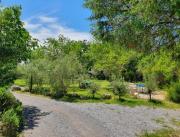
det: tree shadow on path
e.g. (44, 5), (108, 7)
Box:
(22, 105), (51, 130)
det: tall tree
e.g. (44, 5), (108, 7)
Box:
(84, 0), (180, 52)
(0, 6), (31, 85)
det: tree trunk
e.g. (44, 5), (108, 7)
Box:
(29, 75), (33, 93)
(93, 93), (95, 99)
(149, 90), (152, 101)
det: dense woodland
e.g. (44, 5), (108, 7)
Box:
(0, 0), (180, 136)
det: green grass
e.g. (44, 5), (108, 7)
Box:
(153, 117), (165, 125)
(14, 78), (180, 109)
(171, 118), (180, 127)
(139, 129), (180, 137)
(14, 79), (26, 87)
(60, 93), (180, 109)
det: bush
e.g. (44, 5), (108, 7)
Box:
(0, 88), (18, 112)
(111, 79), (128, 100)
(102, 94), (112, 99)
(2, 109), (20, 128)
(89, 83), (99, 99)
(67, 93), (80, 98)
(169, 82), (180, 103)
(0, 88), (23, 137)
(79, 80), (92, 89)
(31, 86), (51, 96)
(1, 108), (20, 137)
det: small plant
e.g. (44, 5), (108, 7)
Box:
(169, 82), (180, 103)
(89, 83), (99, 99)
(79, 80), (92, 89)
(111, 79), (128, 100)
(67, 93), (80, 98)
(102, 93), (112, 100)
(145, 74), (157, 101)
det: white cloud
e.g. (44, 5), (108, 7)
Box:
(24, 15), (92, 41)
(39, 16), (58, 23)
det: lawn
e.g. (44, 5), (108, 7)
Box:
(14, 79), (180, 109)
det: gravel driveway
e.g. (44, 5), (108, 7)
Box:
(13, 92), (180, 137)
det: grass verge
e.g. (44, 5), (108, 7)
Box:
(139, 129), (180, 137)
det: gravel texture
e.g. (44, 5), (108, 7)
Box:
(13, 92), (180, 137)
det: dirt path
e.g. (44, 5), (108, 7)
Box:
(13, 92), (180, 137)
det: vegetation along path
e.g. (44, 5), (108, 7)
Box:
(13, 92), (180, 137)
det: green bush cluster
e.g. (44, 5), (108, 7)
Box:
(79, 80), (92, 89)
(31, 86), (51, 96)
(0, 88), (23, 137)
(169, 82), (180, 103)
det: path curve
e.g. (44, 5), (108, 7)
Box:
(13, 92), (180, 137)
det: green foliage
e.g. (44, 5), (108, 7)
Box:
(0, 88), (18, 112)
(145, 74), (157, 91)
(86, 43), (141, 81)
(2, 108), (20, 129)
(17, 59), (48, 92)
(169, 82), (180, 103)
(138, 50), (177, 87)
(79, 80), (92, 89)
(89, 83), (99, 98)
(85, 0), (179, 51)
(49, 54), (82, 97)
(14, 79), (26, 87)
(0, 88), (23, 137)
(111, 79), (128, 100)
(0, 6), (31, 86)
(31, 86), (51, 96)
(102, 94), (112, 100)
(145, 74), (157, 101)
(139, 129), (180, 137)
(1, 107), (22, 137)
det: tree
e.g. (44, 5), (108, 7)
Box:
(0, 6), (31, 86)
(138, 49), (177, 87)
(17, 59), (48, 92)
(111, 79), (128, 100)
(86, 43), (140, 80)
(84, 0), (130, 42)
(84, 0), (179, 52)
(48, 54), (83, 97)
(145, 74), (157, 101)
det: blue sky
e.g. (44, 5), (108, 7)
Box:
(1, 0), (92, 41)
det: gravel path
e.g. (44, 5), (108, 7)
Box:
(13, 92), (180, 137)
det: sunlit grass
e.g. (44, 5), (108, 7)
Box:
(14, 79), (26, 87)
(139, 129), (180, 137)
(14, 78), (180, 109)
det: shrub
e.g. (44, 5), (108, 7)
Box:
(79, 80), (92, 89)
(102, 93), (112, 100)
(2, 109), (20, 128)
(31, 86), (51, 96)
(89, 83), (99, 99)
(67, 93), (80, 98)
(0, 88), (23, 137)
(1, 108), (20, 137)
(0, 88), (17, 112)
(169, 82), (180, 103)
(111, 79), (128, 100)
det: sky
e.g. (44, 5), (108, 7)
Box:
(1, 0), (92, 41)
